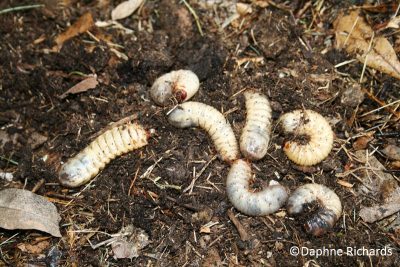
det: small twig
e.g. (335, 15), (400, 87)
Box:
(360, 88), (400, 119)
(227, 209), (250, 241)
(0, 233), (19, 247)
(360, 32), (374, 83)
(0, 155), (18, 165)
(165, 196), (201, 211)
(183, 155), (217, 193)
(181, 0), (204, 36)
(344, 15), (359, 47)
(128, 168), (140, 196)
(0, 4), (44, 15)
(31, 179), (45, 193)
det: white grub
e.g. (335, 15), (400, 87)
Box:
(287, 183), (342, 236)
(279, 109), (334, 166)
(168, 101), (239, 163)
(239, 90), (272, 161)
(150, 70), (199, 106)
(226, 159), (288, 216)
(59, 122), (149, 188)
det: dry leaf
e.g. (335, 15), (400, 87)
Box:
(354, 150), (397, 198)
(341, 83), (365, 107)
(28, 131), (48, 149)
(59, 75), (98, 99)
(111, 0), (143, 21)
(390, 161), (400, 169)
(111, 225), (149, 259)
(334, 10), (400, 80)
(0, 188), (61, 237)
(381, 144), (400, 161)
(236, 3), (252, 16)
(386, 16), (400, 29)
(17, 240), (50, 254)
(352, 135), (374, 150)
(359, 188), (400, 223)
(54, 12), (94, 47)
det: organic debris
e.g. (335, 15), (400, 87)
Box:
(17, 240), (50, 254)
(54, 12), (94, 48)
(382, 144), (400, 161)
(90, 225), (149, 260)
(59, 74), (98, 99)
(349, 150), (400, 223)
(0, 188), (61, 237)
(111, 0), (144, 21)
(334, 10), (400, 80)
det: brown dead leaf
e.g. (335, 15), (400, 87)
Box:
(390, 161), (400, 169)
(28, 131), (48, 149)
(54, 12), (94, 48)
(59, 74), (98, 99)
(201, 247), (223, 267)
(352, 135), (374, 150)
(17, 240), (50, 254)
(359, 187), (400, 223)
(334, 10), (400, 80)
(0, 188), (61, 237)
(381, 144), (400, 161)
(354, 150), (397, 198)
(111, 0), (143, 21)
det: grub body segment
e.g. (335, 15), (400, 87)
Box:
(168, 101), (239, 163)
(59, 122), (148, 187)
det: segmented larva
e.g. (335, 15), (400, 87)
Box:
(287, 183), (342, 236)
(150, 70), (200, 106)
(59, 122), (149, 188)
(279, 109), (334, 166)
(168, 101), (239, 163)
(226, 159), (288, 216)
(240, 90), (272, 161)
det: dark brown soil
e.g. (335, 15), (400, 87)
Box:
(1, 0), (399, 266)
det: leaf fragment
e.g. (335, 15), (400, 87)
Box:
(334, 10), (400, 80)
(111, 0), (143, 21)
(59, 74), (98, 99)
(0, 188), (61, 237)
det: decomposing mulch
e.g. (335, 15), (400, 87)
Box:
(0, 0), (399, 266)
